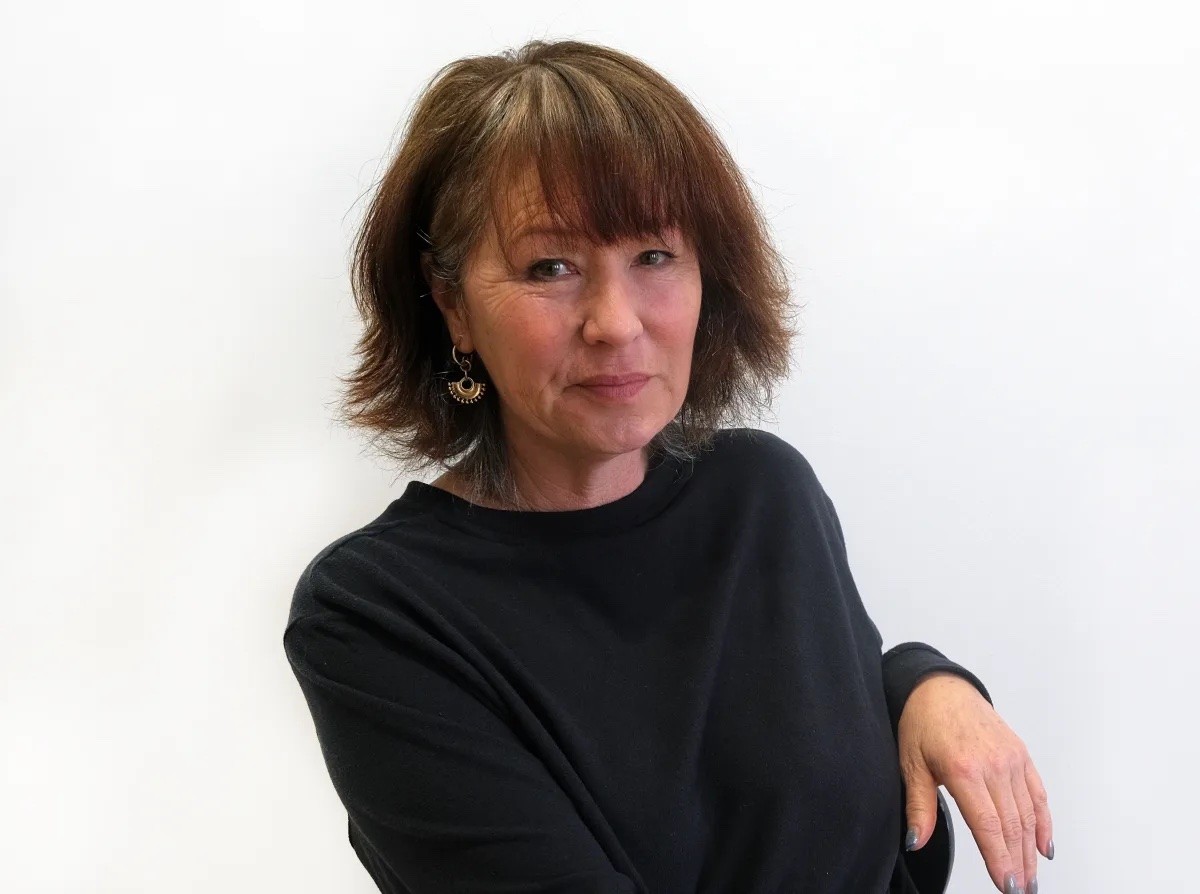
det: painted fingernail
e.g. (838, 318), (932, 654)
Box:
(1047, 837), (1055, 860)
(1028, 877), (1038, 894)
(905, 827), (918, 851)
(1004, 872), (1021, 894)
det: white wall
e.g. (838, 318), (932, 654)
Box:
(3, 1), (1196, 890)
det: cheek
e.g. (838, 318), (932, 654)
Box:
(654, 284), (703, 351)
(486, 313), (570, 387)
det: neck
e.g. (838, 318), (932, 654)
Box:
(434, 438), (650, 512)
(503, 440), (649, 511)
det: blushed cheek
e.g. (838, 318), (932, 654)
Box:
(661, 292), (701, 345)
(513, 335), (570, 409)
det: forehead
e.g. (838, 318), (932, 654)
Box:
(486, 163), (682, 259)
(491, 167), (577, 243)
(483, 188), (575, 271)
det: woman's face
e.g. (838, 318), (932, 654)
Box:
(429, 173), (703, 465)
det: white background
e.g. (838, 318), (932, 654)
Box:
(3, 1), (1197, 891)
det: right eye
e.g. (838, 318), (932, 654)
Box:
(528, 259), (572, 280)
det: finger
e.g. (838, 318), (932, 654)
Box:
(984, 766), (1027, 892)
(902, 757), (939, 850)
(1025, 759), (1054, 860)
(943, 775), (1016, 893)
(1010, 761), (1040, 893)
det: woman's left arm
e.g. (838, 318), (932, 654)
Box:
(812, 474), (1054, 894)
(807, 460), (1055, 894)
(897, 667), (1055, 894)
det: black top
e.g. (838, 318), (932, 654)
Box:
(283, 428), (992, 893)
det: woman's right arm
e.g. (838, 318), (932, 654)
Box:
(282, 554), (640, 894)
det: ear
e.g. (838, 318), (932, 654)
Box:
(420, 251), (474, 354)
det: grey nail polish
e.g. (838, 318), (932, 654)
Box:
(905, 827), (918, 851)
(1028, 877), (1038, 894)
(1047, 837), (1055, 860)
(1004, 872), (1020, 894)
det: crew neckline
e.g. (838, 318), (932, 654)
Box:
(394, 450), (693, 539)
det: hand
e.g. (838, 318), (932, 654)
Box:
(897, 672), (1055, 894)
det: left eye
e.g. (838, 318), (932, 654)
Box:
(640, 250), (674, 265)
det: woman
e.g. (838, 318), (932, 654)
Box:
(283, 39), (1054, 894)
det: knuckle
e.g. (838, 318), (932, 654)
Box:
(950, 755), (980, 780)
(1020, 808), (1038, 832)
(976, 813), (1004, 839)
(986, 753), (1010, 776)
(987, 746), (1023, 776)
(1001, 815), (1024, 840)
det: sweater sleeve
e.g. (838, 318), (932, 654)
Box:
(283, 554), (639, 894)
(880, 642), (994, 737)
(815, 480), (994, 741)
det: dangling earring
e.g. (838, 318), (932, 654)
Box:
(448, 344), (486, 404)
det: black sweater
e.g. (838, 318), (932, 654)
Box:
(283, 428), (992, 893)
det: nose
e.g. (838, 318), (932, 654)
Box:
(580, 272), (644, 347)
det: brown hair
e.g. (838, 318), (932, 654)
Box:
(340, 38), (800, 508)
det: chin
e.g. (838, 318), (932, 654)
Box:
(576, 414), (666, 457)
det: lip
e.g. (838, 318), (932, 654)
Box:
(577, 373), (650, 386)
(575, 374), (650, 401)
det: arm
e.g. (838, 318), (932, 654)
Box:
(283, 554), (640, 894)
(812, 462), (1052, 893)
(816, 483), (994, 738)
(881, 641), (993, 739)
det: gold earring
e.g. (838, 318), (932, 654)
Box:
(448, 344), (486, 404)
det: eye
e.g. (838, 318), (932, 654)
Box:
(639, 249), (675, 266)
(528, 258), (572, 280)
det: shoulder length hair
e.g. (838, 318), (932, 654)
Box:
(341, 38), (800, 508)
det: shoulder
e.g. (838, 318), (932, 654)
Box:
(704, 428), (852, 555)
(282, 512), (440, 698)
(683, 427), (835, 527)
(708, 426), (809, 462)
(284, 506), (424, 632)
(704, 426), (824, 492)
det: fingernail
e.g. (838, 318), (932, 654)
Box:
(1004, 872), (1021, 894)
(905, 827), (918, 851)
(1047, 837), (1055, 860)
(1028, 878), (1038, 894)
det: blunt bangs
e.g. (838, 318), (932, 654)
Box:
(481, 64), (705, 262)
